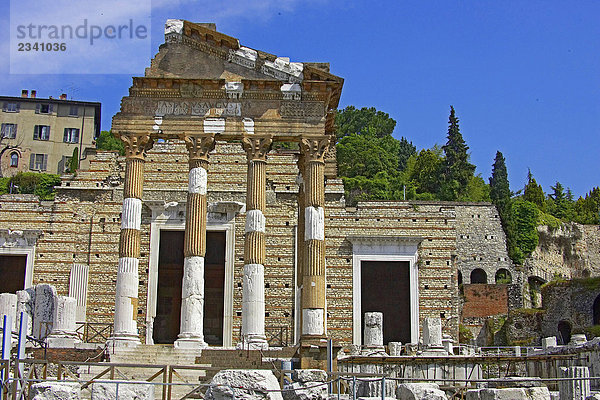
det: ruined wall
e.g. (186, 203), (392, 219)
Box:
(541, 278), (600, 340)
(462, 284), (508, 318)
(524, 223), (600, 282)
(454, 205), (515, 285)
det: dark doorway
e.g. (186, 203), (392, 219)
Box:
(593, 294), (600, 326)
(361, 261), (410, 343)
(153, 231), (226, 345)
(470, 268), (487, 284)
(0, 255), (26, 293)
(558, 320), (572, 345)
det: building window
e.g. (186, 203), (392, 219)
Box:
(1, 123), (17, 139)
(2, 102), (20, 113)
(36, 103), (53, 114)
(10, 153), (18, 167)
(29, 153), (48, 171)
(68, 106), (78, 116)
(33, 125), (51, 141)
(63, 128), (80, 143)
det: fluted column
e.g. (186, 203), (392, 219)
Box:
(239, 134), (272, 349)
(175, 133), (216, 349)
(299, 136), (330, 339)
(111, 132), (153, 346)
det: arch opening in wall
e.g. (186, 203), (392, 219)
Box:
(470, 268), (487, 284)
(457, 270), (463, 286)
(495, 268), (512, 284)
(558, 320), (572, 345)
(593, 294), (600, 326)
(10, 152), (19, 167)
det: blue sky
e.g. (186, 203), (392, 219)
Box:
(1, 1), (598, 198)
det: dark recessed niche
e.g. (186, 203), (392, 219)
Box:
(327, 284), (332, 289)
(424, 285), (429, 289)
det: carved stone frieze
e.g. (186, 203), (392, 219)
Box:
(280, 102), (324, 119)
(0, 229), (42, 248)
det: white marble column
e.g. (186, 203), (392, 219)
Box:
(47, 296), (79, 348)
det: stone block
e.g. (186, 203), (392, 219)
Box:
(357, 378), (396, 399)
(388, 342), (402, 356)
(559, 366), (590, 400)
(206, 369), (283, 400)
(34, 284), (57, 340)
(396, 383), (447, 400)
(569, 334), (588, 346)
(29, 381), (80, 400)
(422, 318), (442, 347)
(363, 312), (383, 347)
(91, 382), (154, 400)
(542, 337), (557, 350)
(17, 288), (35, 336)
(293, 369), (327, 383)
(474, 387), (550, 400)
(283, 382), (327, 400)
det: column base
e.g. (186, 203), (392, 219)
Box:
(174, 336), (208, 350)
(237, 334), (268, 350)
(47, 334), (80, 349)
(106, 333), (141, 350)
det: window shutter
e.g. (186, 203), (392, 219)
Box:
(48, 104), (53, 114)
(35, 104), (40, 114)
(1, 124), (5, 137)
(2, 103), (7, 112)
(33, 125), (39, 140)
(42, 154), (48, 171)
(46, 126), (51, 140)
(63, 128), (68, 142)
(13, 124), (17, 138)
(74, 129), (80, 143)
(16, 103), (20, 112)
(29, 154), (35, 170)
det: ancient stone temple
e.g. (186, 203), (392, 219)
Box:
(0, 20), (527, 360)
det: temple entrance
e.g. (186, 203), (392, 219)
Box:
(153, 230), (226, 345)
(0, 255), (26, 293)
(361, 261), (410, 343)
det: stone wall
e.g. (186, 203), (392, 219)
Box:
(454, 205), (515, 285)
(525, 223), (600, 282)
(462, 284), (508, 318)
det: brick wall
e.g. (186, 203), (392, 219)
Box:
(462, 283), (509, 318)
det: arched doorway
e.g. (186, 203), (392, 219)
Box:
(495, 269), (512, 284)
(593, 294), (600, 325)
(457, 270), (463, 285)
(558, 320), (572, 345)
(470, 268), (487, 284)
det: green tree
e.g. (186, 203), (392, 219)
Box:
(407, 147), (443, 196)
(573, 187), (600, 224)
(460, 175), (491, 202)
(397, 137), (417, 171)
(489, 151), (511, 214)
(523, 170), (545, 211)
(96, 130), (125, 155)
(509, 199), (540, 264)
(440, 106), (475, 200)
(548, 181), (569, 220)
(335, 106), (396, 139)
(7, 172), (61, 200)
(69, 147), (79, 173)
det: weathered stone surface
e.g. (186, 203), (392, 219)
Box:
(0, 292), (17, 330)
(91, 382), (154, 400)
(206, 369), (283, 400)
(29, 381), (80, 400)
(293, 369), (327, 383)
(363, 312), (383, 347)
(542, 337), (557, 349)
(283, 382), (327, 400)
(485, 377), (545, 388)
(17, 288), (35, 336)
(422, 318), (442, 347)
(468, 387), (551, 400)
(357, 377), (396, 399)
(396, 383), (447, 400)
(586, 394), (600, 400)
(33, 284), (57, 339)
(559, 366), (590, 400)
(388, 342), (402, 356)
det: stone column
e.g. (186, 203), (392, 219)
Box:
(422, 317), (446, 355)
(0, 293), (17, 342)
(175, 134), (216, 349)
(47, 296), (79, 348)
(111, 133), (153, 346)
(299, 136), (330, 339)
(363, 312), (383, 347)
(296, 155), (306, 339)
(559, 366), (590, 400)
(239, 134), (272, 349)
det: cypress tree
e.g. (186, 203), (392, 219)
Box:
(489, 151), (510, 213)
(440, 106), (475, 200)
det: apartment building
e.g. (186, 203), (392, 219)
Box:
(0, 90), (101, 176)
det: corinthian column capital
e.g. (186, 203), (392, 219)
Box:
(120, 132), (154, 160)
(299, 136), (332, 163)
(183, 134), (216, 168)
(241, 135), (272, 161)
